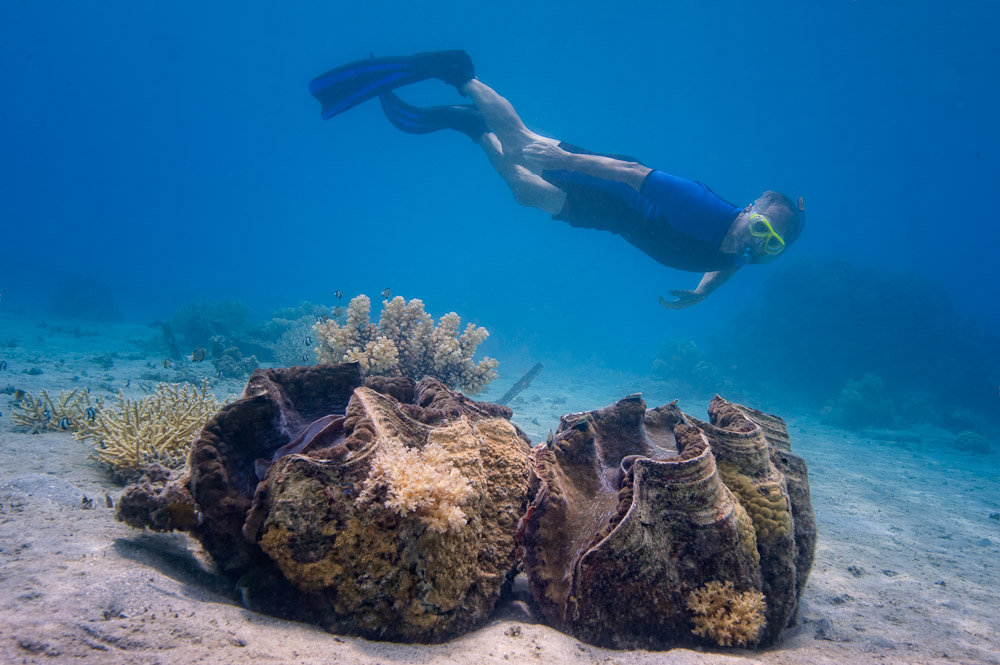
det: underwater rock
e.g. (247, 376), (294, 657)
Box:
(211, 345), (259, 379)
(520, 394), (814, 649)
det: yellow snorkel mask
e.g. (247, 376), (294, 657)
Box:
(748, 213), (786, 256)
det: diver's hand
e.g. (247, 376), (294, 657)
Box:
(658, 290), (705, 310)
(522, 142), (569, 169)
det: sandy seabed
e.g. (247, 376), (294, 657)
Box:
(1, 313), (998, 665)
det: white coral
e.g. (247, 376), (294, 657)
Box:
(315, 295), (379, 363)
(363, 442), (474, 533)
(312, 294), (498, 393)
(344, 336), (400, 375)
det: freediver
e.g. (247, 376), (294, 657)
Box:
(309, 50), (804, 309)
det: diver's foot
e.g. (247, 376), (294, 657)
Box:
(420, 49), (475, 91)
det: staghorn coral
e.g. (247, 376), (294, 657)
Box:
(686, 580), (766, 647)
(11, 388), (103, 434)
(314, 294), (498, 394)
(361, 442), (474, 533)
(75, 380), (226, 479)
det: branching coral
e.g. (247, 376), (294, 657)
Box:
(11, 388), (103, 434)
(271, 315), (320, 366)
(686, 580), (766, 647)
(314, 295), (498, 394)
(74, 380), (226, 479)
(360, 442), (474, 534)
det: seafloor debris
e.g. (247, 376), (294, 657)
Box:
(116, 363), (814, 650)
(11, 387), (103, 434)
(497, 362), (543, 406)
(314, 294), (498, 394)
(75, 380), (225, 478)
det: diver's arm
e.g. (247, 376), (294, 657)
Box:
(523, 142), (651, 190)
(658, 268), (740, 310)
(561, 152), (651, 190)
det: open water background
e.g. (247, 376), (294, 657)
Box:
(1, 0), (998, 427)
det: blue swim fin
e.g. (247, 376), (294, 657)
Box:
(379, 89), (490, 142)
(309, 50), (474, 120)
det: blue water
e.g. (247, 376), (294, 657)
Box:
(1, 1), (998, 423)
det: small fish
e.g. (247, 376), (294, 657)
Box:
(546, 429), (554, 447)
(162, 358), (172, 369)
(191, 348), (206, 362)
(334, 290), (344, 299)
(332, 306), (343, 317)
(13, 389), (26, 400)
(217, 370), (224, 379)
(381, 288), (391, 299)
(57, 417), (72, 430)
(301, 353), (309, 362)
(304, 336), (312, 345)
(165, 502), (201, 530)
(125, 379), (131, 388)
(0, 360), (7, 370)
(105, 493), (114, 508)
(85, 407), (97, 421)
(42, 408), (51, 421)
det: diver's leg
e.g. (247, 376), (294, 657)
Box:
(461, 79), (556, 162)
(478, 132), (566, 215)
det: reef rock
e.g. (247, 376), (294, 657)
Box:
(117, 363), (533, 642)
(519, 394), (814, 649)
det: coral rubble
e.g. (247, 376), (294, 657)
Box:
(116, 365), (813, 650)
(314, 295), (498, 394)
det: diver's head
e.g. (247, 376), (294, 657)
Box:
(741, 191), (805, 264)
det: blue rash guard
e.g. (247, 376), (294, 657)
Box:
(541, 143), (745, 273)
